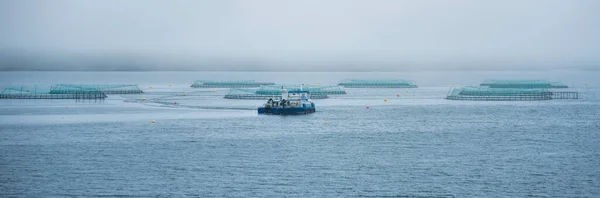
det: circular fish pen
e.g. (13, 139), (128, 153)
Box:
(191, 80), (275, 88)
(338, 79), (418, 88)
(224, 86), (330, 100)
(446, 86), (553, 101)
(50, 84), (143, 94)
(480, 80), (568, 89)
(0, 86), (107, 100)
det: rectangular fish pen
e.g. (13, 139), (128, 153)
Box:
(338, 79), (418, 88)
(446, 86), (553, 101)
(480, 80), (568, 89)
(191, 80), (275, 88)
(0, 86), (107, 99)
(50, 84), (143, 94)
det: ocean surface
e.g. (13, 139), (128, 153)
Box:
(1, 71), (599, 197)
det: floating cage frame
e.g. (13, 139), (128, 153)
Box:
(480, 80), (568, 89)
(191, 80), (275, 88)
(0, 86), (107, 99)
(224, 88), (282, 100)
(224, 87), (329, 100)
(50, 84), (143, 94)
(446, 86), (578, 101)
(338, 79), (418, 88)
(256, 85), (346, 95)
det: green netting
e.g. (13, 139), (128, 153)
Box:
(50, 84), (143, 94)
(256, 85), (345, 95)
(224, 86), (331, 100)
(191, 80), (275, 88)
(459, 86), (551, 96)
(480, 80), (568, 88)
(446, 86), (552, 101)
(338, 79), (417, 88)
(224, 88), (281, 100)
(1, 86), (106, 99)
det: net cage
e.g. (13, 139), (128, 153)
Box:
(256, 85), (345, 95)
(0, 86), (107, 99)
(224, 85), (337, 100)
(50, 84), (143, 94)
(191, 80), (275, 88)
(446, 86), (553, 101)
(480, 80), (568, 89)
(224, 88), (281, 100)
(338, 79), (418, 88)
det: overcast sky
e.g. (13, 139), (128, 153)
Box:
(0, 0), (599, 71)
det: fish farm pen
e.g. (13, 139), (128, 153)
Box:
(338, 79), (418, 88)
(224, 85), (338, 100)
(256, 85), (346, 95)
(50, 84), (143, 94)
(224, 88), (284, 100)
(191, 80), (275, 88)
(480, 80), (569, 89)
(446, 86), (578, 101)
(0, 86), (107, 99)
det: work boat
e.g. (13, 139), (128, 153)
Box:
(258, 89), (316, 115)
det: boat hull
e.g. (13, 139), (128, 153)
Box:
(258, 107), (316, 115)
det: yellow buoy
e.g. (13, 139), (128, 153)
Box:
(141, 97), (146, 101)
(384, 99), (388, 102)
(405, 90), (408, 93)
(149, 86), (152, 89)
(211, 90), (216, 92)
(397, 93), (400, 97)
(324, 121), (329, 124)
(169, 84), (173, 86)
(183, 93), (187, 96)
(151, 120), (155, 123)
(184, 82), (188, 84)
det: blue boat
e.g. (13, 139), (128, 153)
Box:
(258, 89), (316, 115)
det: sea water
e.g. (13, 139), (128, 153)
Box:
(1, 71), (599, 197)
